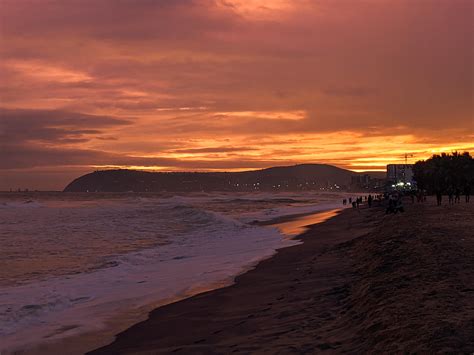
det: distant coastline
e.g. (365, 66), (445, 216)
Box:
(63, 164), (385, 193)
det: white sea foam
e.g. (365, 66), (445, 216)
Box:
(0, 191), (350, 353)
(0, 200), (44, 209)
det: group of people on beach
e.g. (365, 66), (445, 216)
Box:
(385, 192), (405, 214)
(343, 187), (472, 214)
(428, 186), (471, 206)
(342, 194), (382, 209)
(343, 192), (405, 214)
(445, 185), (471, 205)
(342, 191), (409, 215)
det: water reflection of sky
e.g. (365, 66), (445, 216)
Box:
(273, 209), (341, 237)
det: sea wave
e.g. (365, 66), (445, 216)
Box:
(0, 191), (347, 353)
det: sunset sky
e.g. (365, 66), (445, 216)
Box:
(0, 0), (473, 190)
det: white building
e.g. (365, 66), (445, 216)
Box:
(386, 164), (414, 184)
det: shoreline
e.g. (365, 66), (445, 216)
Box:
(89, 199), (473, 354)
(254, 207), (343, 227)
(15, 206), (344, 355)
(87, 206), (368, 354)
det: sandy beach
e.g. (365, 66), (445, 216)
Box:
(89, 198), (474, 354)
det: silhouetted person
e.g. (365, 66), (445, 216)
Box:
(396, 195), (404, 213)
(386, 193), (404, 214)
(386, 194), (397, 214)
(465, 185), (471, 203)
(349, 197), (352, 204)
(448, 187), (454, 205)
(455, 188), (461, 203)
(416, 190), (424, 203)
(436, 191), (442, 206)
(368, 194), (373, 207)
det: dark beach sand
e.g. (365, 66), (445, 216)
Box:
(90, 199), (474, 354)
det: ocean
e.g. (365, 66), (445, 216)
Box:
(0, 191), (347, 352)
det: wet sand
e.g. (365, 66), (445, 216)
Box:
(90, 199), (474, 354)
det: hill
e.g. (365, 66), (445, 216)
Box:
(63, 164), (361, 192)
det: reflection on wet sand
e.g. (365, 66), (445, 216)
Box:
(274, 209), (341, 237)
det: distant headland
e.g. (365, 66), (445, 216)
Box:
(63, 164), (384, 193)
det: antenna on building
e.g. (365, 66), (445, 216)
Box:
(403, 153), (414, 165)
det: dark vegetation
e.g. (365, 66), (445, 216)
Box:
(413, 152), (474, 195)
